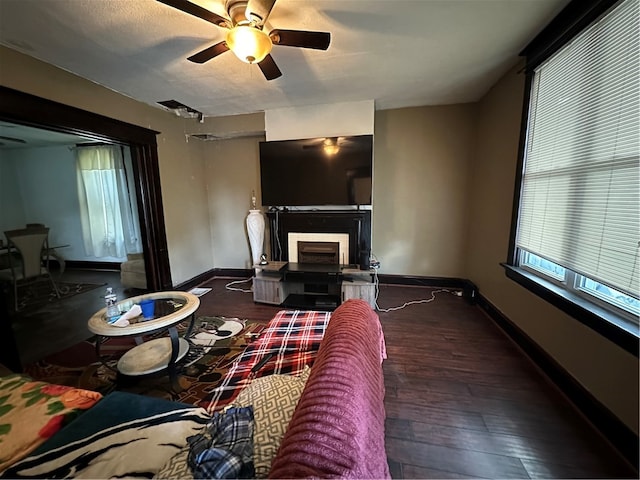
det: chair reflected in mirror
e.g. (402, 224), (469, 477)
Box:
(0, 227), (60, 311)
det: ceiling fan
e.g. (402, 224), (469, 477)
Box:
(157, 0), (331, 80)
(303, 137), (342, 156)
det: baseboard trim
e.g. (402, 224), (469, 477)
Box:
(178, 271), (480, 298)
(213, 268), (254, 278)
(376, 274), (478, 302)
(476, 293), (639, 471)
(65, 261), (120, 271)
(174, 268), (253, 291)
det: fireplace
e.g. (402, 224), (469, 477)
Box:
(267, 210), (371, 269)
(288, 232), (349, 264)
(297, 241), (340, 264)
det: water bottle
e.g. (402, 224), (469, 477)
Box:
(105, 287), (119, 320)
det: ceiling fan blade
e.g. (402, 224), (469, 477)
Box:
(246, 0), (277, 25)
(187, 42), (230, 63)
(156, 0), (228, 28)
(258, 54), (282, 80)
(270, 29), (330, 50)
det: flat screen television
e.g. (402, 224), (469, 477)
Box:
(259, 134), (373, 207)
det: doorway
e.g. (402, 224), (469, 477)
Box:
(0, 86), (172, 370)
(1, 131), (143, 264)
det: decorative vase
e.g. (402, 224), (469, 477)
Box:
(246, 209), (265, 267)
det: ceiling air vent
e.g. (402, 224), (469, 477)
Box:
(189, 131), (265, 141)
(190, 134), (221, 141)
(157, 99), (203, 120)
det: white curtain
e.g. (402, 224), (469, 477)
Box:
(76, 145), (142, 258)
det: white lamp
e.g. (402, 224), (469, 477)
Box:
(246, 190), (265, 268)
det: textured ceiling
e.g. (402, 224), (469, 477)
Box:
(0, 0), (570, 119)
(0, 122), (89, 150)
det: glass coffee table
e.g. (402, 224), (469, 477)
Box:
(87, 291), (200, 391)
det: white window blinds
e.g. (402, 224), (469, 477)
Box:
(516, 0), (639, 297)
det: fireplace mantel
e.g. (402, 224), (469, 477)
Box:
(267, 210), (372, 270)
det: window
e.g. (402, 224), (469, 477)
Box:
(520, 251), (566, 282)
(508, 0), (639, 350)
(519, 250), (640, 321)
(76, 145), (142, 258)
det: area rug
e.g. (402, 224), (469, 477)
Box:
(16, 281), (106, 312)
(23, 316), (265, 407)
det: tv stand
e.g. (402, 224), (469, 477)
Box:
(252, 262), (375, 311)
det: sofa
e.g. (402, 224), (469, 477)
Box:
(270, 299), (389, 478)
(1, 299), (390, 478)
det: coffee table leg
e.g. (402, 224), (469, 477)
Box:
(168, 326), (181, 392)
(94, 335), (117, 372)
(94, 334), (101, 360)
(184, 313), (196, 341)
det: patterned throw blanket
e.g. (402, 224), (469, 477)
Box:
(202, 309), (331, 413)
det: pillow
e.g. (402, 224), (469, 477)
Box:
(6, 393), (210, 479)
(231, 366), (310, 478)
(0, 374), (102, 473)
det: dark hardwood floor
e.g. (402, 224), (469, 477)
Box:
(8, 271), (636, 478)
(10, 268), (137, 365)
(376, 285), (635, 478)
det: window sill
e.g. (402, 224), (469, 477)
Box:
(502, 264), (639, 357)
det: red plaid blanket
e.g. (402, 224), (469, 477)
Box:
(203, 310), (331, 413)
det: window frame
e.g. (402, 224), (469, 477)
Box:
(519, 250), (640, 321)
(505, 0), (639, 357)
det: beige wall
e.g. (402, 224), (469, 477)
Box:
(204, 136), (265, 270)
(466, 63), (639, 434)
(373, 105), (475, 277)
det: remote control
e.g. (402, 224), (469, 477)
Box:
(251, 352), (274, 373)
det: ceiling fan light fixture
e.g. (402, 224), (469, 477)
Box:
(226, 25), (272, 64)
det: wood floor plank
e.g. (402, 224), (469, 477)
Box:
(467, 382), (562, 404)
(391, 386), (575, 418)
(385, 417), (415, 440)
(386, 375), (473, 397)
(386, 437), (530, 479)
(482, 411), (597, 441)
(384, 400), (489, 432)
(406, 420), (621, 472)
(402, 463), (485, 479)
(387, 364), (549, 390)
(520, 457), (636, 479)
